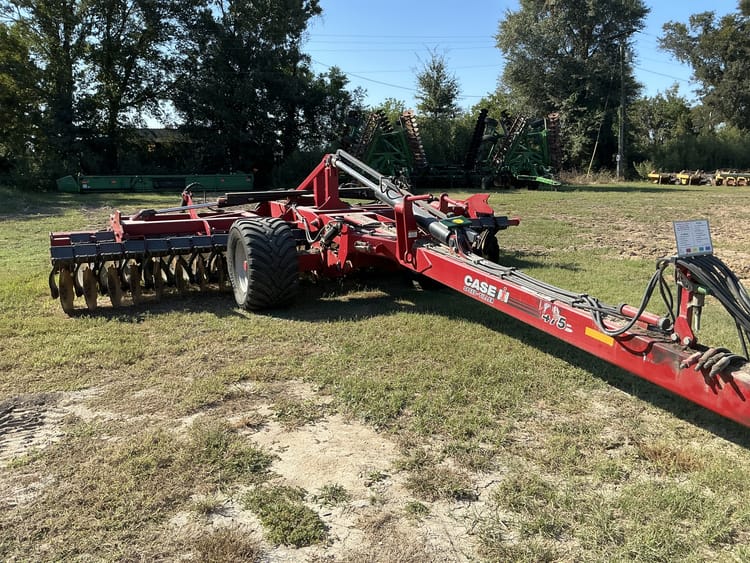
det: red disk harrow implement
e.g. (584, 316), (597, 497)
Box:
(50, 150), (750, 428)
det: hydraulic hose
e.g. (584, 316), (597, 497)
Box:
(674, 254), (750, 357)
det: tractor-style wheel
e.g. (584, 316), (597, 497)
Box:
(226, 218), (299, 310)
(474, 229), (500, 263)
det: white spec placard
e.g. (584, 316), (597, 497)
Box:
(673, 219), (713, 257)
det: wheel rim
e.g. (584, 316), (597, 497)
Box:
(232, 241), (248, 294)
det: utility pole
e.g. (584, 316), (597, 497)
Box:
(616, 41), (625, 181)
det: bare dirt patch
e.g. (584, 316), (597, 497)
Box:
(562, 210), (750, 265)
(0, 381), (493, 561)
(0, 389), (108, 514)
(221, 382), (486, 561)
(0, 389), (109, 468)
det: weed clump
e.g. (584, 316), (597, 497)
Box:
(242, 485), (327, 547)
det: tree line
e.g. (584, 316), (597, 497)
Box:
(454, 0), (750, 178)
(0, 0), (360, 189)
(1, 0), (750, 189)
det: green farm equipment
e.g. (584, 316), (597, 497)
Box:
(343, 109), (424, 177)
(468, 110), (562, 188)
(343, 108), (562, 189)
(56, 172), (254, 193)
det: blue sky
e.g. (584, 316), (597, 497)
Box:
(304, 0), (738, 110)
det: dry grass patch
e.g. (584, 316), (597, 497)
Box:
(182, 526), (265, 562)
(339, 511), (436, 563)
(0, 415), (275, 560)
(636, 440), (706, 475)
(273, 397), (330, 429)
(404, 464), (477, 502)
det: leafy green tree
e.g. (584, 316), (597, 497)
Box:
(84, 0), (182, 170)
(472, 90), (515, 119)
(0, 22), (40, 179)
(283, 65), (363, 153)
(2, 0), (179, 177)
(647, 127), (750, 172)
(1, 0), (92, 177)
(414, 50), (460, 118)
(496, 0), (648, 170)
(629, 82), (750, 172)
(172, 0), (356, 184)
(417, 112), (475, 166)
(629, 85), (693, 153)
(373, 97), (408, 124)
(660, 11), (750, 130)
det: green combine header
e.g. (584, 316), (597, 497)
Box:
(56, 172), (254, 193)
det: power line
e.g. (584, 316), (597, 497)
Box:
(309, 63), (502, 75)
(309, 33), (495, 39)
(307, 45), (497, 53)
(311, 58), (415, 92)
(634, 65), (691, 83)
(310, 58), (496, 100)
(308, 39), (495, 46)
(638, 55), (682, 66)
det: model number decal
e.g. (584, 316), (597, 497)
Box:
(463, 275), (510, 305)
(540, 302), (573, 333)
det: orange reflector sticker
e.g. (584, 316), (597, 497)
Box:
(585, 326), (614, 346)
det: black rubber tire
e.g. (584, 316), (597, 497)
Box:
(474, 229), (500, 263)
(226, 218), (299, 310)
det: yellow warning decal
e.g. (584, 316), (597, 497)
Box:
(585, 326), (614, 346)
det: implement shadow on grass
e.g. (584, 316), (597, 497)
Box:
(68, 270), (750, 446)
(62, 290), (247, 321)
(477, 310), (750, 448)
(62, 273), (418, 323)
(1, 190), (186, 222)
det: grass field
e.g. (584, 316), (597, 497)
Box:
(1, 182), (750, 561)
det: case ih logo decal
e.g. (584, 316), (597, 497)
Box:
(463, 275), (510, 305)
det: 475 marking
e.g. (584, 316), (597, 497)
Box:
(541, 302), (573, 333)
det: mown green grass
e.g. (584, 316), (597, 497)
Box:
(1, 181), (750, 560)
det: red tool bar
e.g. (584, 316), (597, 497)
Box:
(412, 246), (750, 428)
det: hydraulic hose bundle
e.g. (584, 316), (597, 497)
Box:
(676, 254), (750, 343)
(475, 245), (750, 368)
(587, 253), (750, 376)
